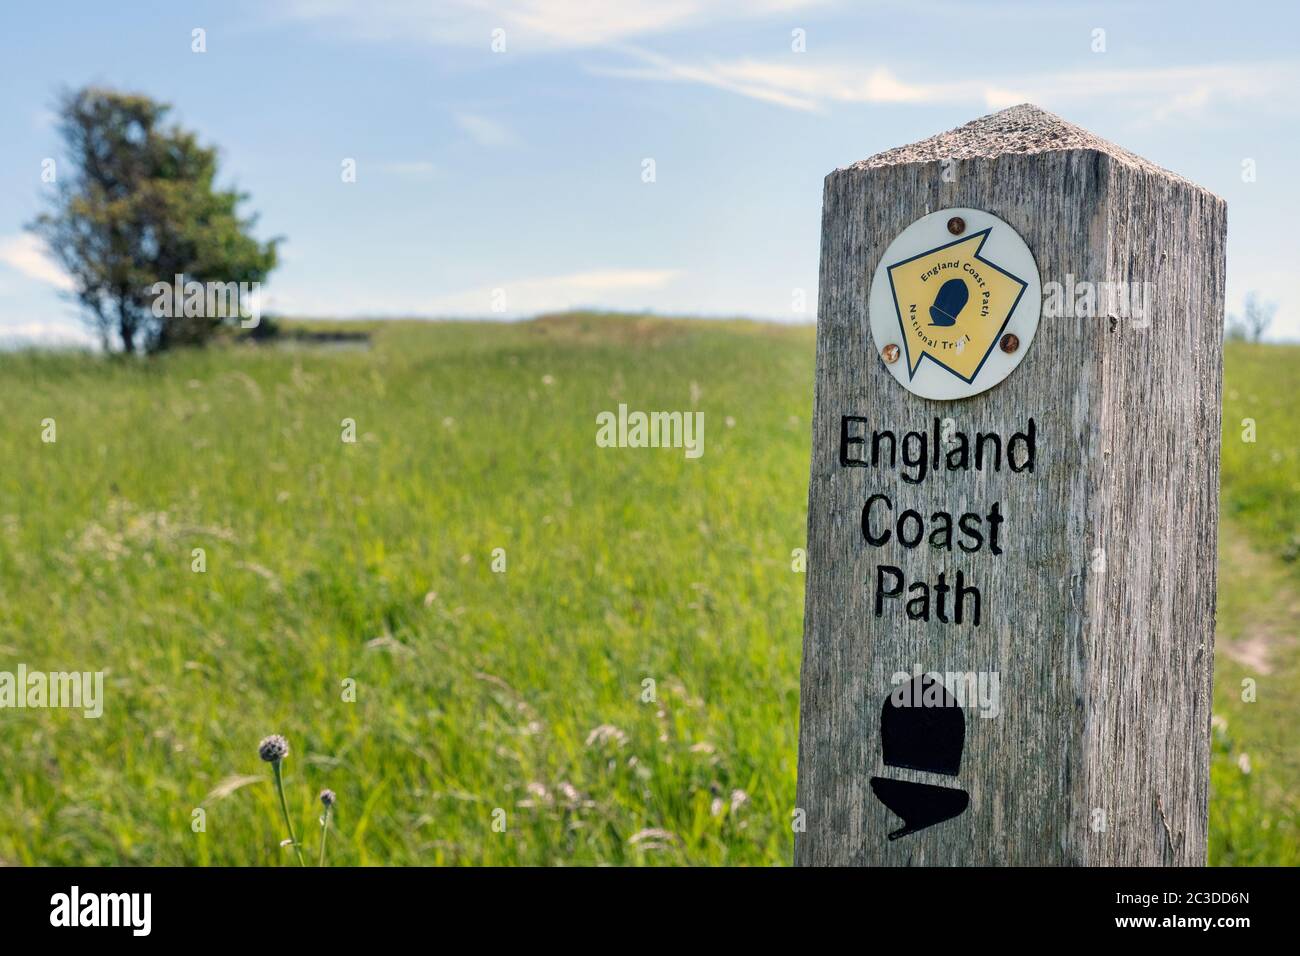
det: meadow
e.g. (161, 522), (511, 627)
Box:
(0, 315), (1294, 865)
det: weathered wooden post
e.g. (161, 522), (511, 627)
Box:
(795, 104), (1226, 865)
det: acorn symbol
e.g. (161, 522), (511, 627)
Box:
(928, 278), (968, 327)
(869, 674), (970, 840)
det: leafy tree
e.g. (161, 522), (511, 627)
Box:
(29, 87), (278, 353)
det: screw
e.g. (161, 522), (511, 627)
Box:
(882, 343), (900, 364)
(1000, 333), (1020, 354)
(947, 216), (965, 235)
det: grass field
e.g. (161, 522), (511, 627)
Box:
(0, 315), (1294, 865)
(1210, 342), (1300, 865)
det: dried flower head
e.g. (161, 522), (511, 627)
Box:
(258, 734), (289, 763)
(319, 788), (336, 808)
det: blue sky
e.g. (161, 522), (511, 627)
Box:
(2, 0), (1298, 343)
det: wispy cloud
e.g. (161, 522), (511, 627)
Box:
(593, 46), (823, 111)
(0, 234), (73, 291)
(282, 0), (828, 50)
(590, 52), (1300, 121)
(283, 2), (1291, 124)
(268, 267), (684, 318)
(0, 320), (96, 349)
(454, 113), (517, 148)
(428, 267), (683, 316)
(377, 160), (437, 177)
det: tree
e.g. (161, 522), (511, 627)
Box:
(1226, 292), (1276, 343)
(28, 87), (278, 353)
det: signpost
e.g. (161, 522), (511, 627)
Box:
(795, 104), (1227, 865)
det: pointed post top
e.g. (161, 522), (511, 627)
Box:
(843, 103), (1211, 194)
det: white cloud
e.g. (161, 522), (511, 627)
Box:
(593, 46), (822, 112)
(428, 267), (684, 316)
(590, 53), (1300, 120)
(279, 2), (1292, 124)
(282, 0), (828, 50)
(377, 160), (437, 176)
(0, 320), (96, 349)
(454, 113), (517, 148)
(0, 234), (74, 291)
(267, 267), (683, 318)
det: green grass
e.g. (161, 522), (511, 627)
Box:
(0, 315), (1293, 865)
(1221, 343), (1300, 565)
(1209, 343), (1300, 865)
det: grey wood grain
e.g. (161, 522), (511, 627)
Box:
(795, 105), (1226, 865)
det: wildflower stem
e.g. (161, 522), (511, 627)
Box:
(319, 806), (332, 867)
(272, 760), (306, 866)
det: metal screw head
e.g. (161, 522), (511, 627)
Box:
(999, 333), (1020, 354)
(882, 343), (900, 364)
(947, 216), (965, 235)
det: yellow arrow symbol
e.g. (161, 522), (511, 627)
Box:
(886, 229), (1028, 382)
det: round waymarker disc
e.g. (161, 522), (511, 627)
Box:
(868, 207), (1040, 401)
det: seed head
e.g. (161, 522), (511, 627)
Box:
(258, 734), (289, 763)
(320, 788), (336, 808)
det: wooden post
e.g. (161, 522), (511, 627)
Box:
(795, 104), (1226, 865)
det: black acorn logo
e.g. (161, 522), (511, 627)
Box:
(928, 277), (969, 327)
(869, 674), (970, 839)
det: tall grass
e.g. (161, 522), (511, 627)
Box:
(0, 317), (1292, 865)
